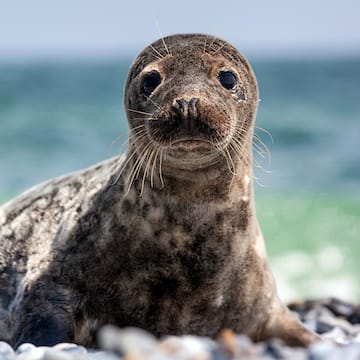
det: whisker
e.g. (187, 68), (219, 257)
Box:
(130, 123), (146, 131)
(203, 38), (208, 54)
(253, 142), (266, 159)
(126, 142), (154, 195)
(253, 170), (266, 187)
(147, 97), (161, 110)
(214, 141), (235, 176)
(161, 37), (170, 56)
(255, 125), (273, 143)
(224, 146), (237, 175)
(128, 128), (148, 142)
(208, 36), (217, 51)
(110, 124), (146, 150)
(159, 148), (164, 188)
(231, 136), (250, 164)
(117, 139), (129, 156)
(141, 147), (157, 195)
(155, 19), (170, 55)
(129, 117), (160, 123)
(110, 129), (148, 187)
(110, 143), (141, 187)
(110, 131), (128, 146)
(213, 42), (226, 54)
(150, 146), (161, 188)
(254, 159), (272, 174)
(136, 146), (153, 195)
(127, 108), (154, 116)
(150, 45), (164, 59)
(253, 133), (271, 164)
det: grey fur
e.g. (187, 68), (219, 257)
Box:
(0, 34), (319, 347)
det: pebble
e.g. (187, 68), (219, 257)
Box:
(0, 342), (15, 359)
(1, 297), (360, 360)
(41, 349), (73, 360)
(16, 346), (46, 360)
(98, 325), (158, 355)
(16, 344), (36, 355)
(159, 335), (216, 359)
(52, 344), (87, 354)
(308, 340), (343, 360)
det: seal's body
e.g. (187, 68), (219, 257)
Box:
(0, 34), (318, 347)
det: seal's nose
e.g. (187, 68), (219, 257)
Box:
(172, 97), (199, 131)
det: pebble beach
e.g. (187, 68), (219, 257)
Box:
(1, 297), (360, 360)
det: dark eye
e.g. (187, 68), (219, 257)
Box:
(218, 70), (237, 90)
(141, 71), (161, 96)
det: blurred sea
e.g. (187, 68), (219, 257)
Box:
(0, 57), (359, 301)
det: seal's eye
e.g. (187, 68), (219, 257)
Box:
(141, 71), (162, 96)
(218, 70), (237, 90)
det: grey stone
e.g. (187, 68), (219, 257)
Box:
(326, 298), (357, 319)
(264, 339), (306, 360)
(16, 346), (47, 360)
(321, 327), (347, 344)
(42, 349), (73, 360)
(98, 326), (157, 355)
(303, 319), (318, 333)
(0, 342), (14, 358)
(316, 319), (337, 334)
(231, 335), (266, 358)
(353, 332), (360, 344)
(341, 343), (360, 360)
(305, 308), (334, 323)
(309, 340), (343, 360)
(16, 343), (36, 354)
(317, 315), (356, 335)
(86, 351), (119, 360)
(2, 297), (360, 360)
(52, 344), (87, 355)
(160, 335), (216, 359)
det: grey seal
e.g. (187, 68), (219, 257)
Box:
(0, 34), (319, 347)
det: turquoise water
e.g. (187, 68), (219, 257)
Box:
(0, 57), (359, 301)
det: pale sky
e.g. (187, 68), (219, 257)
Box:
(0, 0), (359, 59)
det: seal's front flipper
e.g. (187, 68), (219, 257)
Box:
(10, 282), (74, 348)
(13, 315), (73, 348)
(259, 302), (320, 347)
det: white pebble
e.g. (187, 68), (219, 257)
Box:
(0, 341), (15, 357)
(309, 340), (343, 360)
(321, 327), (348, 344)
(16, 346), (47, 360)
(99, 326), (157, 354)
(42, 349), (73, 360)
(16, 343), (37, 354)
(160, 335), (214, 360)
(53, 343), (87, 355)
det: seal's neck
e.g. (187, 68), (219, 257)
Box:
(123, 135), (255, 203)
(119, 147), (257, 236)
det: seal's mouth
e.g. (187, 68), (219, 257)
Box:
(169, 138), (214, 151)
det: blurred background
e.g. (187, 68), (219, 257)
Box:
(0, 0), (359, 301)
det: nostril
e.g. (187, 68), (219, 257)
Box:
(189, 97), (199, 105)
(172, 97), (200, 123)
(175, 99), (188, 112)
(189, 97), (199, 112)
(173, 98), (199, 112)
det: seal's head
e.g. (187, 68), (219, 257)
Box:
(124, 34), (258, 174)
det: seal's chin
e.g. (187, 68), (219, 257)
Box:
(159, 138), (225, 171)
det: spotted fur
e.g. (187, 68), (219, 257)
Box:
(0, 34), (318, 347)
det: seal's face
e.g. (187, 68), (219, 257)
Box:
(125, 34), (258, 171)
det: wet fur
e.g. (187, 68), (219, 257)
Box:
(0, 34), (319, 347)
